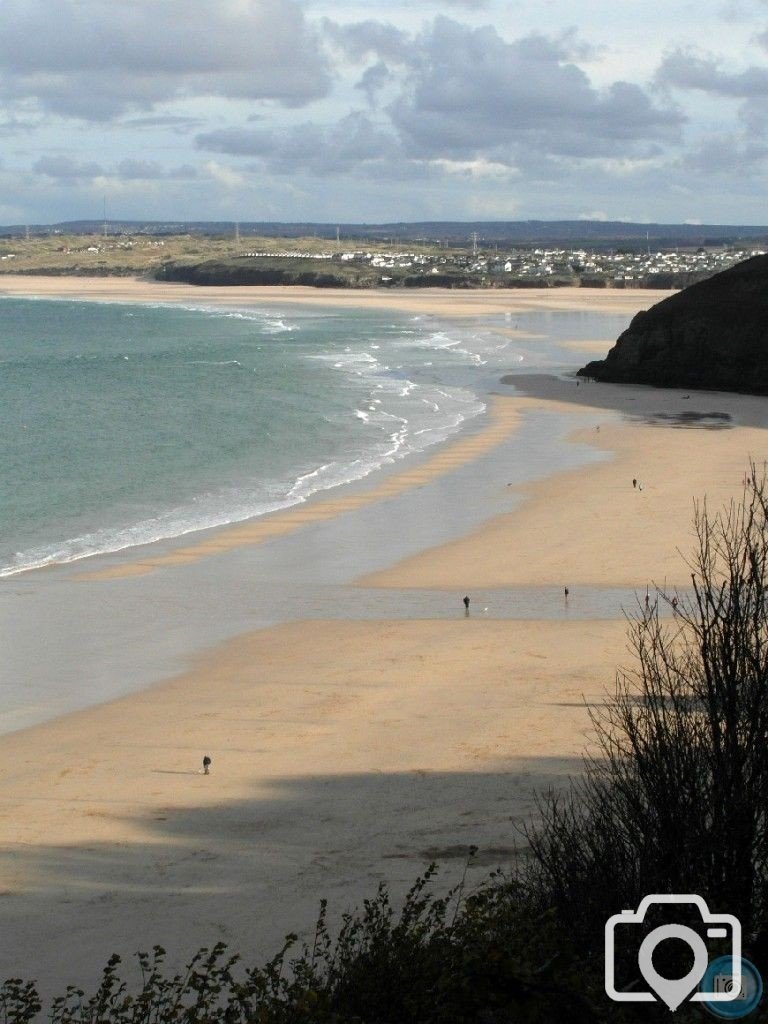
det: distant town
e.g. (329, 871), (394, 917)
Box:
(232, 244), (766, 289)
(0, 221), (765, 289)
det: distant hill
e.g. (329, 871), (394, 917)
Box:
(578, 253), (768, 394)
(3, 219), (768, 250)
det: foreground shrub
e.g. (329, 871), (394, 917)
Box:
(523, 464), (768, 986)
(0, 864), (604, 1024)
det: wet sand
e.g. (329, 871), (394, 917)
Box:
(2, 279), (766, 994)
(364, 376), (768, 590)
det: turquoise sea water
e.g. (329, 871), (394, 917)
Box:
(0, 296), (632, 577)
(0, 298), (494, 575)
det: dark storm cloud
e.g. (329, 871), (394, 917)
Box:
(197, 112), (397, 175)
(0, 0), (330, 120)
(656, 50), (768, 96)
(389, 19), (682, 160)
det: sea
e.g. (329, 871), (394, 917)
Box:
(0, 296), (628, 578)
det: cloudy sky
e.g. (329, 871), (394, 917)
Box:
(1, 0), (767, 225)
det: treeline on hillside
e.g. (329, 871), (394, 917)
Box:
(153, 259), (712, 290)
(155, 259), (496, 289)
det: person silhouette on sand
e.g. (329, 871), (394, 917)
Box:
(463, 595), (470, 616)
(564, 586), (569, 601)
(202, 755), (211, 775)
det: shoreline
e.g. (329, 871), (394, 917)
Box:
(0, 273), (656, 584)
(0, 273), (673, 318)
(0, 396), (613, 738)
(5, 280), (766, 992)
(362, 377), (768, 590)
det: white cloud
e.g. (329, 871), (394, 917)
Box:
(427, 158), (519, 179)
(203, 161), (246, 189)
(0, 0), (330, 119)
(1, 2), (767, 223)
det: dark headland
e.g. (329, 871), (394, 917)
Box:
(578, 253), (768, 394)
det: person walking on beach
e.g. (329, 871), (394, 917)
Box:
(463, 595), (470, 615)
(633, 478), (637, 489)
(202, 755), (211, 775)
(564, 586), (569, 601)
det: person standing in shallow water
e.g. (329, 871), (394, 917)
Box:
(463, 595), (470, 615)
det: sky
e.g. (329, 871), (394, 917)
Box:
(1, 0), (767, 225)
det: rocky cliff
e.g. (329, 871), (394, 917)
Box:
(578, 253), (768, 394)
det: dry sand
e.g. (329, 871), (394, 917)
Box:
(1, 278), (765, 994)
(560, 339), (614, 354)
(364, 378), (768, 590)
(0, 617), (627, 992)
(0, 273), (671, 318)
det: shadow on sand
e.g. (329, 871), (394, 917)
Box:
(502, 373), (768, 431)
(0, 760), (582, 996)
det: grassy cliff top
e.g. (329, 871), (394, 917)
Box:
(0, 232), (450, 276)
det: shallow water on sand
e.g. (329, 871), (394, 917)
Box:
(0, 298), (627, 576)
(1, 302), (635, 733)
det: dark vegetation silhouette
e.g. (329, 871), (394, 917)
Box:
(4, 467), (768, 1022)
(579, 253), (768, 392)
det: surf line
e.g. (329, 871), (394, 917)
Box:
(77, 395), (522, 582)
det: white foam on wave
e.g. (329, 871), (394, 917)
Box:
(0, 492), (296, 579)
(397, 328), (490, 366)
(149, 301), (300, 336)
(260, 318), (296, 334)
(0, 311), (487, 578)
(309, 335), (485, 483)
(189, 359), (243, 367)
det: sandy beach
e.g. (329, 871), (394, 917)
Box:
(364, 376), (768, 590)
(0, 617), (627, 993)
(1, 277), (766, 994)
(0, 273), (671, 318)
